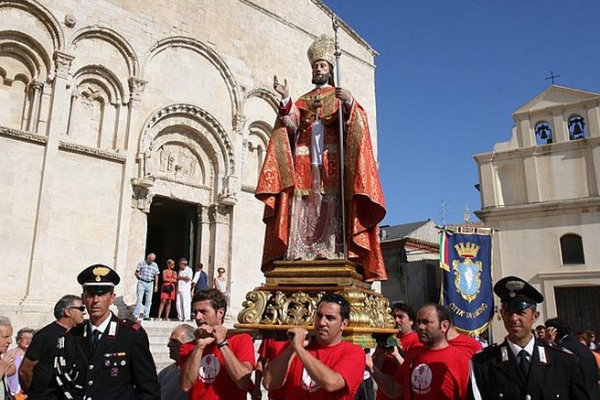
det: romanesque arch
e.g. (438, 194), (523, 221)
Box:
(0, 0), (64, 52)
(71, 26), (139, 78)
(244, 87), (279, 114)
(66, 65), (127, 149)
(0, 31), (51, 131)
(144, 37), (242, 123)
(139, 104), (237, 204)
(240, 87), (278, 190)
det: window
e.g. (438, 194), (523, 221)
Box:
(535, 121), (553, 145)
(568, 115), (586, 140)
(560, 234), (585, 264)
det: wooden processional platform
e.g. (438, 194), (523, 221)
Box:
(234, 259), (397, 347)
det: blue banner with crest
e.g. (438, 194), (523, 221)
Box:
(440, 228), (493, 335)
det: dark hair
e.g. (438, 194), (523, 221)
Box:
(545, 317), (570, 338)
(391, 301), (417, 322)
(16, 327), (36, 342)
(421, 303), (453, 325)
(54, 295), (82, 319)
(192, 289), (227, 320)
(178, 258), (188, 264)
(318, 293), (350, 320)
(535, 325), (546, 330)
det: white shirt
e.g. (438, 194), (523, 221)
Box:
(507, 335), (535, 360)
(177, 267), (193, 292)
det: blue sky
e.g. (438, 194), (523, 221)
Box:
(325, 0), (600, 226)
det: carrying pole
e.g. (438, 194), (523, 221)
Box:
(332, 16), (348, 259)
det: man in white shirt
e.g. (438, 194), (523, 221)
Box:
(176, 258), (193, 321)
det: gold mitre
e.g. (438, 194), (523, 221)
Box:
(307, 34), (335, 66)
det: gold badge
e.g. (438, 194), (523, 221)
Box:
(93, 266), (110, 282)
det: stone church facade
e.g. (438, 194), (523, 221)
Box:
(475, 85), (600, 339)
(0, 0), (379, 326)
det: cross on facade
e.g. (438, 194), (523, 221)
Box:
(545, 70), (561, 84)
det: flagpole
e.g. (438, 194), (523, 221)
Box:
(332, 16), (348, 260)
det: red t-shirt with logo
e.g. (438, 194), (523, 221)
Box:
(179, 333), (255, 400)
(397, 345), (470, 400)
(283, 340), (365, 400)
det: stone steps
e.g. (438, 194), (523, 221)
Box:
(140, 317), (238, 371)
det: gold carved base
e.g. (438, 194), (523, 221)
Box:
(234, 260), (396, 348)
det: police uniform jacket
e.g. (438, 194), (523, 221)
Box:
(70, 313), (160, 400)
(468, 339), (591, 400)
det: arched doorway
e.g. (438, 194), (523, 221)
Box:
(146, 196), (199, 319)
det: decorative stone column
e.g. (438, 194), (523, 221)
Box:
(25, 51), (75, 302)
(122, 178), (155, 306)
(113, 77), (149, 310)
(27, 80), (44, 133)
(208, 204), (233, 271)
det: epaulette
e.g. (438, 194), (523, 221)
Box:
(118, 318), (142, 331)
(471, 343), (499, 358)
(546, 341), (574, 355)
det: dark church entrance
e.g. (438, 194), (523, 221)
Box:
(555, 286), (600, 336)
(146, 196), (199, 319)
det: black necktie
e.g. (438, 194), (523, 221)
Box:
(519, 349), (530, 377)
(91, 330), (101, 350)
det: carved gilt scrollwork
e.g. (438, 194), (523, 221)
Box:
(237, 290), (270, 324)
(262, 291), (323, 326)
(236, 289), (395, 330)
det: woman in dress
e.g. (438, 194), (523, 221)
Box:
(157, 259), (177, 320)
(214, 267), (228, 297)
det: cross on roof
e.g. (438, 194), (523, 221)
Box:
(545, 70), (561, 85)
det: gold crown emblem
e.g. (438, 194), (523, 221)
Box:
(307, 34), (335, 66)
(92, 266), (110, 282)
(454, 242), (480, 259)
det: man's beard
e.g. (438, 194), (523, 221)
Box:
(312, 72), (331, 85)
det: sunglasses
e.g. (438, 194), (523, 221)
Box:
(69, 306), (86, 312)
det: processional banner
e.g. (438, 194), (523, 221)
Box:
(439, 228), (493, 335)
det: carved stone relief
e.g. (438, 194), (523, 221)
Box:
(131, 178), (154, 213)
(69, 83), (106, 147)
(156, 143), (201, 181)
(53, 51), (74, 80)
(208, 203), (231, 225)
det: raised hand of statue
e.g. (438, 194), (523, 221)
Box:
(335, 87), (353, 107)
(273, 75), (289, 99)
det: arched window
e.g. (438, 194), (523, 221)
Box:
(560, 234), (585, 264)
(535, 121), (553, 145)
(568, 115), (586, 140)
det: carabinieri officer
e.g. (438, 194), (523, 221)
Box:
(468, 275), (590, 400)
(71, 264), (160, 400)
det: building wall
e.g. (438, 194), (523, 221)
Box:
(0, 0), (379, 328)
(475, 86), (600, 341)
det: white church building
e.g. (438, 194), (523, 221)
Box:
(475, 85), (600, 339)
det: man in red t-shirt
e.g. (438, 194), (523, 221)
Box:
(252, 338), (287, 400)
(447, 324), (482, 358)
(371, 302), (422, 400)
(370, 303), (470, 400)
(179, 289), (255, 400)
(263, 293), (366, 400)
